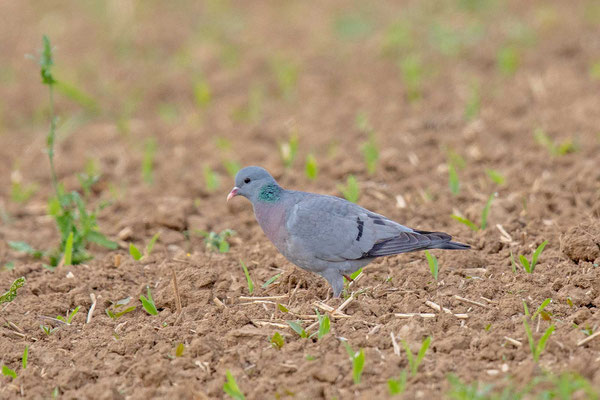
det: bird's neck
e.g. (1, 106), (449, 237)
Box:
(257, 183), (282, 203)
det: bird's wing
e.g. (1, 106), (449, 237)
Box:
(285, 194), (417, 262)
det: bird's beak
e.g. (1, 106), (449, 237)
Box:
(227, 187), (239, 202)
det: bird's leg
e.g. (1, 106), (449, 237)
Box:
(343, 274), (354, 283)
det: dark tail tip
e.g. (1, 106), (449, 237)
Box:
(435, 241), (471, 250)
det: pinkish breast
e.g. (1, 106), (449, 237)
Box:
(254, 203), (288, 249)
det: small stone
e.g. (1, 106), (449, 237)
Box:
(66, 271), (75, 279)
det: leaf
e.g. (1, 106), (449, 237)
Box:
(338, 175), (360, 203)
(223, 370), (246, 400)
(270, 332), (285, 349)
(305, 153), (318, 180)
(519, 255), (531, 273)
(66, 306), (80, 324)
(353, 348), (365, 384)
(523, 317), (535, 359)
(140, 287), (158, 315)
(531, 240), (548, 270)
(129, 243), (142, 261)
(1, 365), (16, 379)
(401, 340), (415, 375)
(63, 231), (74, 265)
(535, 325), (555, 362)
(219, 240), (230, 253)
(415, 336), (431, 373)
(262, 273), (281, 289)
(286, 321), (307, 338)
(485, 169), (505, 185)
(480, 193), (495, 230)
(424, 251), (438, 281)
(448, 163), (460, 195)
(451, 215), (479, 231)
(145, 232), (161, 256)
(239, 260), (254, 294)
(8, 241), (43, 258)
(86, 230), (118, 249)
(0, 277), (26, 304)
(318, 314), (331, 340)
(175, 343), (185, 357)
(277, 303), (289, 313)
(388, 369), (407, 395)
(532, 298), (551, 320)
(22, 346), (28, 370)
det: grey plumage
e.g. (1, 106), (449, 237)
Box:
(228, 166), (470, 297)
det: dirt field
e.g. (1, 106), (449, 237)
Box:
(1, 1), (600, 399)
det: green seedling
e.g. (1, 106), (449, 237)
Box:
(342, 341), (365, 384)
(452, 193), (495, 231)
(56, 306), (80, 325)
(270, 332), (285, 349)
(388, 370), (408, 396)
(175, 343), (185, 357)
(270, 56), (299, 100)
(277, 303), (289, 313)
(22, 346), (28, 370)
(10, 179), (38, 203)
(8, 241), (44, 259)
(315, 310), (331, 340)
(232, 84), (264, 124)
(399, 53), (424, 102)
(485, 169), (505, 185)
(515, 240), (548, 273)
(381, 19), (412, 58)
(3, 261), (15, 271)
(305, 153), (318, 180)
(424, 251), (438, 281)
(140, 286), (158, 315)
(362, 133), (379, 175)
(446, 374), (495, 400)
(129, 243), (142, 260)
(63, 231), (74, 265)
(534, 128), (576, 156)
(286, 320), (309, 338)
(1, 365), (16, 379)
(338, 175), (360, 203)
(464, 82), (481, 121)
(497, 45), (520, 76)
(446, 150), (465, 195)
(203, 165), (220, 192)
(158, 103), (179, 124)
(334, 13), (372, 41)
(129, 232), (161, 261)
(142, 137), (157, 184)
(40, 324), (58, 336)
(77, 159), (101, 197)
(193, 76), (212, 108)
(223, 160), (241, 177)
(402, 336), (431, 376)
(239, 260), (254, 294)
(261, 273), (281, 289)
(279, 133), (299, 169)
(11, 36), (117, 267)
(106, 297), (136, 320)
(523, 316), (554, 363)
(223, 370), (246, 400)
(0, 277), (25, 304)
(196, 229), (235, 253)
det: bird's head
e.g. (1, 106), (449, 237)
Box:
(227, 166), (279, 203)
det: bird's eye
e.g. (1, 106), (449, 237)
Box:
(244, 177), (251, 184)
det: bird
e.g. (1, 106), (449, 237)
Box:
(227, 166), (470, 297)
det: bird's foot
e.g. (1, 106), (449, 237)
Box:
(343, 274), (354, 283)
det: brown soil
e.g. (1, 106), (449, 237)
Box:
(1, 1), (600, 399)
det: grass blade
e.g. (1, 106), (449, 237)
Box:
(239, 260), (254, 294)
(223, 370), (246, 400)
(531, 240), (548, 270)
(140, 286), (158, 315)
(480, 193), (495, 230)
(145, 232), (161, 256)
(415, 336), (431, 372)
(519, 255), (531, 273)
(451, 215), (479, 231)
(424, 251), (438, 280)
(535, 325), (555, 362)
(129, 243), (142, 260)
(63, 231), (74, 265)
(353, 348), (365, 384)
(22, 346), (28, 370)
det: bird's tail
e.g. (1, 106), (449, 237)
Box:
(365, 229), (470, 257)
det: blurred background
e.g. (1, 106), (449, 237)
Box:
(0, 0), (598, 221)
